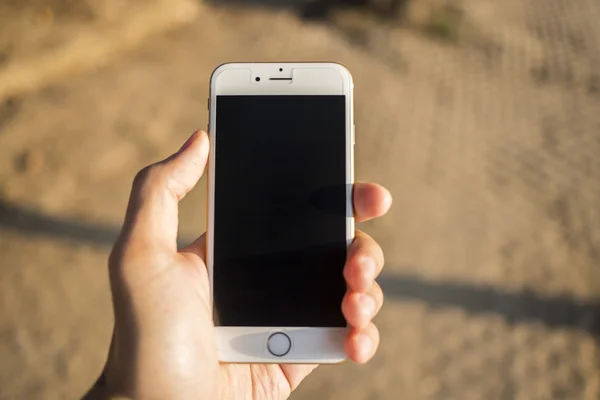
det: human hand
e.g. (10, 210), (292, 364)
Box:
(88, 130), (392, 399)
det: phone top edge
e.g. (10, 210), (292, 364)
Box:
(210, 62), (353, 93)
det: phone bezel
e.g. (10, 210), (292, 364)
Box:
(208, 62), (354, 363)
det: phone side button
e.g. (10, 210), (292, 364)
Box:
(352, 124), (355, 145)
(267, 332), (292, 357)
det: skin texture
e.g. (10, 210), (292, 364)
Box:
(95, 130), (392, 399)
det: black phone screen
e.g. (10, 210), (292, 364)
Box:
(213, 95), (348, 327)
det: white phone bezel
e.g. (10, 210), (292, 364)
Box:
(207, 62), (354, 363)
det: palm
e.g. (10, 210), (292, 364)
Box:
(181, 250), (316, 400)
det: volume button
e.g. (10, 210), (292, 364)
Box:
(352, 124), (355, 145)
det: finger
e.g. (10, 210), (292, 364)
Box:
(180, 232), (206, 260)
(342, 281), (384, 329)
(345, 322), (380, 364)
(117, 130), (209, 255)
(353, 182), (392, 223)
(344, 230), (385, 293)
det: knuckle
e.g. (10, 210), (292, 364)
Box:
(133, 164), (165, 193)
(133, 164), (156, 185)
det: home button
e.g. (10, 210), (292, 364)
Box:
(267, 332), (291, 357)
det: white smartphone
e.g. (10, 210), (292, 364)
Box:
(207, 62), (354, 363)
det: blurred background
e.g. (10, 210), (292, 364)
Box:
(1, 0), (600, 398)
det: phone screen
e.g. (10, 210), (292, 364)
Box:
(213, 95), (348, 327)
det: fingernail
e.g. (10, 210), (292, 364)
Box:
(178, 131), (198, 153)
(355, 333), (373, 361)
(359, 294), (376, 317)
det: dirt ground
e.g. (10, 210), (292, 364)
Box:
(1, 0), (600, 399)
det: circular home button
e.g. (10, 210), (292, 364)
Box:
(267, 332), (292, 357)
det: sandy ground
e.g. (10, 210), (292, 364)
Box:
(1, 0), (600, 398)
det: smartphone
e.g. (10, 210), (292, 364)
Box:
(207, 63), (354, 363)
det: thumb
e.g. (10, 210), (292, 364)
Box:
(116, 130), (209, 257)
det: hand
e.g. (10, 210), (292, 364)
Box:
(90, 130), (392, 399)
